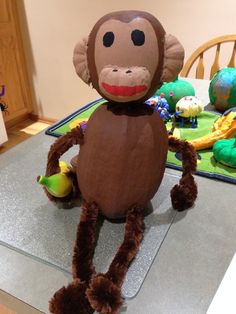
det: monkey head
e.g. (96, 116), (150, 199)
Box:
(73, 11), (184, 103)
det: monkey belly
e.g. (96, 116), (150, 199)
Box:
(77, 104), (168, 219)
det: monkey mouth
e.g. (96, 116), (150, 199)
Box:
(102, 82), (147, 97)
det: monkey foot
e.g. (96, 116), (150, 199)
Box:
(171, 176), (198, 211)
(49, 279), (94, 314)
(86, 275), (122, 314)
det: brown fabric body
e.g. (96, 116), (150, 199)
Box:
(77, 103), (168, 218)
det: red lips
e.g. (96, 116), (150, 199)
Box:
(102, 82), (147, 97)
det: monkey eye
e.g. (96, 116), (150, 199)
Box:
(103, 32), (115, 47)
(131, 29), (145, 46)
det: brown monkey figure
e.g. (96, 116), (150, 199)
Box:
(45, 11), (198, 314)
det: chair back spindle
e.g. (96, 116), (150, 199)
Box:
(196, 53), (204, 79)
(228, 41), (236, 68)
(181, 35), (236, 79)
(210, 43), (221, 79)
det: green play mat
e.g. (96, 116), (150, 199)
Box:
(46, 98), (236, 184)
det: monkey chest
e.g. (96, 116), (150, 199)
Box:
(77, 104), (168, 218)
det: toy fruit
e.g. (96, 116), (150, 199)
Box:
(38, 161), (73, 197)
(213, 135), (236, 168)
(155, 77), (195, 112)
(209, 68), (236, 112)
(189, 109), (236, 150)
(59, 161), (71, 173)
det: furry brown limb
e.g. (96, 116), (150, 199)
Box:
(86, 208), (144, 314)
(46, 126), (84, 176)
(49, 279), (94, 314)
(72, 202), (99, 282)
(49, 202), (99, 314)
(168, 136), (198, 211)
(44, 126), (84, 202)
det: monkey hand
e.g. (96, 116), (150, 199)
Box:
(41, 127), (84, 204)
(38, 165), (80, 205)
(170, 173), (197, 211)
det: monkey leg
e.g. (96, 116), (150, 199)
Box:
(86, 207), (144, 314)
(72, 202), (99, 281)
(49, 202), (99, 314)
(168, 136), (198, 211)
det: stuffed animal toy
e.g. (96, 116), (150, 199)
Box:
(175, 96), (203, 128)
(42, 11), (198, 314)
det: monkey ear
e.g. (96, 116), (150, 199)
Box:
(73, 37), (90, 84)
(161, 34), (185, 83)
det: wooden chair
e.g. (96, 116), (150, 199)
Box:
(180, 34), (236, 79)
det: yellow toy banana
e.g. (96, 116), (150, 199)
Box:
(37, 161), (73, 198)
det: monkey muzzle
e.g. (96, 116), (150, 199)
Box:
(98, 65), (151, 102)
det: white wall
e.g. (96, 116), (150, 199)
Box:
(18, 0), (236, 120)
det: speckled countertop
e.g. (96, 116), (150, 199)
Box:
(0, 131), (180, 299)
(1, 79), (236, 314)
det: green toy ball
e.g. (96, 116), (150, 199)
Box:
(155, 77), (195, 112)
(209, 68), (236, 112)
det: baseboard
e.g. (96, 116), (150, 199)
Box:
(5, 113), (56, 130)
(29, 113), (57, 124)
(5, 113), (30, 129)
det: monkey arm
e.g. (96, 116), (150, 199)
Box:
(44, 126), (84, 202)
(168, 136), (198, 211)
(46, 126), (84, 176)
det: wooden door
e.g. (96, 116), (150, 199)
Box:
(0, 0), (32, 128)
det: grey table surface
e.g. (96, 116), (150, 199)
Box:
(1, 78), (236, 314)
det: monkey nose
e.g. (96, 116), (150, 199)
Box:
(126, 70), (132, 74)
(112, 69), (118, 72)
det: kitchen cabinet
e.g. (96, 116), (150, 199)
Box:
(0, 0), (32, 128)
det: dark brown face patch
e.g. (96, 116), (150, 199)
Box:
(87, 11), (166, 103)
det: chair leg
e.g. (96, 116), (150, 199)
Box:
(49, 202), (99, 314)
(86, 208), (144, 314)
